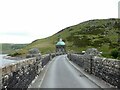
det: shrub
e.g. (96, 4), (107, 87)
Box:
(92, 39), (103, 47)
(73, 35), (91, 47)
(111, 49), (118, 59)
(117, 51), (120, 60)
(8, 52), (22, 57)
(109, 42), (119, 48)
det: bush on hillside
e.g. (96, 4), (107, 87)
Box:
(117, 51), (120, 60)
(111, 49), (118, 59)
(8, 52), (22, 57)
(73, 35), (91, 47)
(109, 42), (119, 48)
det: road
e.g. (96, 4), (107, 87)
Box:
(40, 55), (101, 88)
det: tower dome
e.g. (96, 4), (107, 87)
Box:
(56, 38), (65, 46)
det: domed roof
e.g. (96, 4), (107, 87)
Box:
(56, 38), (65, 46)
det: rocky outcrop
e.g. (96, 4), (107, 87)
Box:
(26, 48), (41, 60)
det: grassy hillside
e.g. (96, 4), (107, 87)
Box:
(10, 18), (120, 58)
(0, 43), (27, 54)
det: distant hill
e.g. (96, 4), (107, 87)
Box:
(9, 18), (120, 57)
(0, 43), (27, 54)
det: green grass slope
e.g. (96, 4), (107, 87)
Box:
(11, 18), (120, 58)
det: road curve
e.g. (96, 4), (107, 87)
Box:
(40, 55), (100, 88)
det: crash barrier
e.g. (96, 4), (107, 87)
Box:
(1, 54), (55, 89)
(67, 49), (120, 88)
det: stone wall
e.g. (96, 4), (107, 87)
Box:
(1, 54), (54, 89)
(1, 57), (38, 89)
(93, 57), (120, 88)
(67, 49), (120, 88)
(67, 54), (84, 67)
(41, 54), (51, 67)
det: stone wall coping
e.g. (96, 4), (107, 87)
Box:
(1, 57), (37, 76)
(93, 56), (120, 61)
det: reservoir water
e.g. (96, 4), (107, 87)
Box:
(0, 54), (18, 68)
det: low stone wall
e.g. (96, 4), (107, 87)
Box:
(42, 54), (51, 67)
(1, 54), (54, 89)
(41, 53), (56, 67)
(1, 57), (40, 89)
(93, 57), (120, 88)
(67, 54), (84, 67)
(67, 53), (120, 88)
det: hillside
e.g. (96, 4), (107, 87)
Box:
(0, 43), (26, 54)
(10, 18), (120, 58)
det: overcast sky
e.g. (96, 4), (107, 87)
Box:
(0, 0), (119, 44)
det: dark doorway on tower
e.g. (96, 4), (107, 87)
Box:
(56, 38), (66, 54)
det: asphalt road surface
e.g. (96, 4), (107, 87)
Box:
(40, 55), (101, 88)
